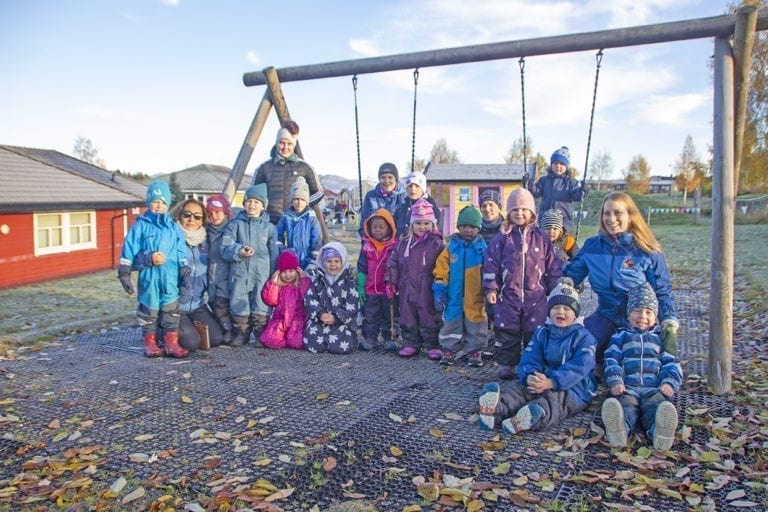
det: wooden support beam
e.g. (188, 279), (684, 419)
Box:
(732, 5), (758, 194)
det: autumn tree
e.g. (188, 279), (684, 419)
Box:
(589, 150), (614, 189)
(504, 135), (535, 165)
(73, 136), (106, 169)
(674, 135), (704, 203)
(429, 138), (461, 164)
(623, 155), (652, 193)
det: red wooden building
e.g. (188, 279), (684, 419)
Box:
(0, 145), (146, 289)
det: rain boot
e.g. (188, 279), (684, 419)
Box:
(163, 331), (189, 358)
(143, 333), (163, 358)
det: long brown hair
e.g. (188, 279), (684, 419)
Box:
(598, 192), (662, 254)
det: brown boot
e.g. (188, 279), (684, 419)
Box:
(163, 331), (188, 358)
(144, 334), (163, 357)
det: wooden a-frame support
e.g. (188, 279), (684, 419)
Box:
(224, 7), (767, 394)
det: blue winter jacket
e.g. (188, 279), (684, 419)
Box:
(206, 220), (230, 302)
(433, 233), (486, 323)
(358, 182), (407, 236)
(564, 232), (678, 327)
(178, 242), (208, 313)
(120, 211), (188, 310)
(530, 168), (585, 231)
(518, 321), (597, 408)
(276, 206), (322, 269)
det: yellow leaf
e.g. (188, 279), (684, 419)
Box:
(390, 446), (403, 457)
(253, 458), (272, 467)
(181, 395), (193, 403)
(247, 419), (257, 428)
(467, 499), (485, 512)
(254, 479), (278, 491)
(264, 487), (295, 502)
(403, 505), (422, 512)
(512, 475), (528, 486)
(658, 487), (683, 500)
(121, 486), (146, 504)
(697, 451), (720, 463)
(492, 462), (510, 475)
(316, 392), (330, 400)
(134, 434), (154, 442)
(430, 429), (445, 439)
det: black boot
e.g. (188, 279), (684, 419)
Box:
(230, 316), (251, 347)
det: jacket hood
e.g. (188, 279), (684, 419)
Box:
(362, 208), (397, 245)
(315, 241), (349, 269)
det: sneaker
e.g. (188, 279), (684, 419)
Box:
(426, 348), (443, 360)
(467, 352), (483, 367)
(359, 337), (376, 351)
(398, 346), (418, 358)
(440, 351), (456, 366)
(652, 401), (678, 451)
(502, 403), (544, 434)
(601, 397), (628, 447)
(478, 382), (500, 430)
(383, 341), (399, 352)
(498, 365), (516, 380)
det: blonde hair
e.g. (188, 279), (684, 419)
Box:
(599, 192), (661, 254)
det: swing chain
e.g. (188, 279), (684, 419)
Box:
(519, 57), (528, 183)
(411, 68), (420, 172)
(352, 74), (363, 209)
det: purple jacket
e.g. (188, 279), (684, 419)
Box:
(483, 224), (562, 333)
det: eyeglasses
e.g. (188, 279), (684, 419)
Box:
(182, 212), (204, 220)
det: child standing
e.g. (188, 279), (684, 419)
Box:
(393, 171), (442, 236)
(527, 146), (587, 232)
(478, 278), (596, 434)
(357, 209), (399, 351)
(276, 176), (322, 269)
(478, 189), (504, 245)
(304, 242), (359, 354)
(260, 250), (312, 350)
(118, 181), (190, 358)
(221, 184), (278, 347)
(539, 209), (578, 264)
(601, 283), (683, 451)
(386, 198), (446, 359)
(483, 188), (562, 379)
(433, 205), (487, 367)
(206, 194), (234, 343)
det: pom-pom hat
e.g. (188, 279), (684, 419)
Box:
(547, 277), (581, 316)
(290, 176), (310, 202)
(277, 250), (300, 271)
(550, 146), (571, 169)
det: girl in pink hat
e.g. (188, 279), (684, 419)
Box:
(259, 250), (311, 349)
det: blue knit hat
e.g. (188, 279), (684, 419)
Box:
(550, 146), (571, 169)
(627, 283), (658, 317)
(245, 183), (268, 208)
(479, 189), (502, 208)
(146, 181), (172, 207)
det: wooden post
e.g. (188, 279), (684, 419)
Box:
(709, 37), (735, 394)
(732, 5), (758, 195)
(263, 67), (331, 244)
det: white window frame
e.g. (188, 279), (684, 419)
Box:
(33, 211), (97, 256)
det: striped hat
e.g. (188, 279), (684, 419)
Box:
(539, 209), (564, 231)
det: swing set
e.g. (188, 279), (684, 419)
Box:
(222, 7), (767, 394)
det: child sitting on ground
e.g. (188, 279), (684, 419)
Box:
(304, 242), (359, 354)
(260, 250), (312, 350)
(478, 278), (596, 434)
(539, 209), (578, 264)
(601, 283), (683, 451)
(433, 205), (488, 367)
(276, 176), (322, 269)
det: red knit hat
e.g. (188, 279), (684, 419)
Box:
(277, 250), (300, 271)
(206, 194), (232, 218)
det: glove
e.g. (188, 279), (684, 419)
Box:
(356, 272), (368, 305)
(179, 266), (192, 299)
(432, 283), (447, 313)
(117, 265), (134, 295)
(661, 319), (679, 355)
(385, 283), (398, 300)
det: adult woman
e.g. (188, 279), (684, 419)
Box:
(358, 162), (406, 236)
(564, 192), (679, 360)
(175, 199), (225, 351)
(251, 121), (324, 225)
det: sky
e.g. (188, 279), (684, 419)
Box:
(1, 0), (733, 184)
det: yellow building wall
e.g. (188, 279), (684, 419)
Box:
(433, 182), (522, 233)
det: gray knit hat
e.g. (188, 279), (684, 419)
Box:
(547, 277), (581, 316)
(290, 176), (310, 202)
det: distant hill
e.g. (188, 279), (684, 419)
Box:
(320, 174), (375, 194)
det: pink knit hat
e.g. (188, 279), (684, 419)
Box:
(506, 187), (537, 221)
(410, 198), (436, 224)
(277, 250), (300, 271)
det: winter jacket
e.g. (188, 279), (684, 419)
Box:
(552, 232), (579, 264)
(480, 217), (503, 245)
(482, 224), (562, 333)
(603, 325), (683, 395)
(252, 153), (324, 224)
(387, 230), (445, 329)
(120, 211), (188, 310)
(357, 208), (398, 296)
(358, 182), (407, 236)
(260, 276), (312, 350)
(564, 231), (678, 326)
(206, 220), (230, 302)
(393, 195), (442, 237)
(276, 206), (322, 269)
(433, 233), (487, 323)
(518, 321), (597, 408)
(178, 241), (208, 313)
(221, 211), (278, 317)
(529, 167), (586, 231)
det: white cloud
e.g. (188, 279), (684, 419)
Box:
(635, 93), (709, 125)
(246, 51), (260, 66)
(160, 0), (179, 6)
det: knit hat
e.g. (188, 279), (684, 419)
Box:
(206, 194), (232, 217)
(405, 171), (426, 192)
(410, 197), (436, 224)
(539, 209), (564, 231)
(627, 283), (658, 317)
(457, 205), (482, 229)
(146, 181), (172, 207)
(547, 277), (581, 316)
(277, 250), (300, 271)
(550, 146), (571, 169)
(479, 189), (502, 208)
(378, 162), (399, 180)
(506, 187), (537, 220)
(244, 183), (268, 208)
(276, 127), (297, 145)
(320, 246), (342, 263)
(290, 176), (310, 202)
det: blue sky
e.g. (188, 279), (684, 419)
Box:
(1, 0), (729, 183)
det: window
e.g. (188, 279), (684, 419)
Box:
(34, 211), (97, 255)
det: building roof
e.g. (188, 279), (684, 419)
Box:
(424, 162), (535, 182)
(154, 164), (252, 193)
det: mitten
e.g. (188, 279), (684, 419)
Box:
(356, 272), (368, 305)
(432, 283), (447, 313)
(117, 265), (134, 295)
(179, 266), (192, 299)
(661, 319), (679, 355)
(385, 283), (398, 300)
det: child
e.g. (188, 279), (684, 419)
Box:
(483, 188), (562, 379)
(392, 171), (442, 237)
(357, 208), (399, 351)
(206, 194), (234, 343)
(527, 146), (587, 232)
(539, 209), (578, 264)
(304, 242), (359, 354)
(478, 189), (504, 245)
(386, 198), (446, 359)
(221, 184), (278, 347)
(260, 250), (312, 350)
(478, 278), (596, 434)
(118, 181), (190, 358)
(276, 176), (322, 269)
(601, 283), (683, 451)
(433, 205), (488, 367)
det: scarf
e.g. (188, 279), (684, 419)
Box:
(183, 226), (207, 247)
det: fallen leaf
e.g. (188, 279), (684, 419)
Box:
(316, 392), (330, 400)
(389, 413), (403, 423)
(390, 446), (403, 457)
(134, 434), (154, 442)
(181, 395), (192, 403)
(322, 457), (337, 472)
(430, 429), (445, 438)
(110, 476), (127, 493)
(121, 487), (145, 504)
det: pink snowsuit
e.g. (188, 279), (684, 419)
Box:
(259, 276), (311, 349)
